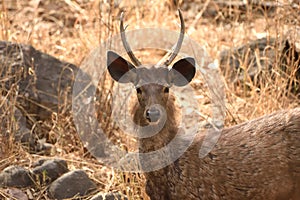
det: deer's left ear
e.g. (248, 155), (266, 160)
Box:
(107, 51), (137, 83)
(169, 57), (196, 86)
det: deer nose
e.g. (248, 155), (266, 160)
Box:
(146, 107), (161, 123)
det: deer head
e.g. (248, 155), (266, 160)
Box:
(107, 10), (196, 126)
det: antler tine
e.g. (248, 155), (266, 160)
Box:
(164, 9), (185, 66)
(120, 12), (142, 66)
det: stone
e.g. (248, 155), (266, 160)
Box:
(90, 192), (128, 200)
(32, 159), (68, 184)
(5, 188), (28, 200)
(48, 170), (97, 199)
(0, 166), (34, 188)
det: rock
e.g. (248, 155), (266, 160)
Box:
(32, 159), (68, 184)
(91, 192), (128, 200)
(180, 0), (278, 23)
(0, 41), (96, 154)
(0, 166), (34, 188)
(0, 95), (35, 154)
(35, 139), (54, 154)
(0, 41), (78, 121)
(0, 41), (95, 122)
(48, 170), (97, 199)
(220, 37), (300, 94)
(0, 95), (54, 154)
(5, 188), (28, 200)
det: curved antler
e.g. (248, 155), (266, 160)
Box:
(163, 9), (185, 66)
(120, 12), (142, 66)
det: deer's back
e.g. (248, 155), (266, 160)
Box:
(145, 108), (300, 200)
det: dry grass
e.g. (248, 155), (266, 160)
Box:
(0, 0), (299, 199)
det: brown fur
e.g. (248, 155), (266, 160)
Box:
(137, 107), (300, 200)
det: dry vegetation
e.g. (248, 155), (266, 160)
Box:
(0, 0), (299, 199)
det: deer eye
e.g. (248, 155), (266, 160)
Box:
(163, 87), (169, 93)
(136, 88), (142, 94)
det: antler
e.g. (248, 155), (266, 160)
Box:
(120, 10), (185, 67)
(163, 9), (185, 66)
(120, 12), (142, 66)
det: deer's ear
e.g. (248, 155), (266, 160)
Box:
(169, 57), (196, 86)
(107, 51), (137, 83)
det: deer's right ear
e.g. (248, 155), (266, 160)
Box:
(107, 51), (137, 83)
(169, 57), (196, 86)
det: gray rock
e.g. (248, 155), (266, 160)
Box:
(0, 41), (101, 155)
(5, 188), (28, 200)
(48, 170), (97, 199)
(0, 166), (34, 188)
(0, 96), (32, 147)
(0, 41), (76, 121)
(32, 159), (68, 184)
(0, 41), (94, 122)
(0, 95), (53, 154)
(91, 192), (128, 200)
(35, 139), (54, 154)
(219, 37), (300, 94)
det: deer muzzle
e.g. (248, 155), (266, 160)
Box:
(145, 105), (162, 123)
(145, 107), (160, 122)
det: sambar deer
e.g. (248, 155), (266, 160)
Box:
(107, 10), (300, 200)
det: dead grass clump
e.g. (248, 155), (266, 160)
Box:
(0, 92), (18, 162)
